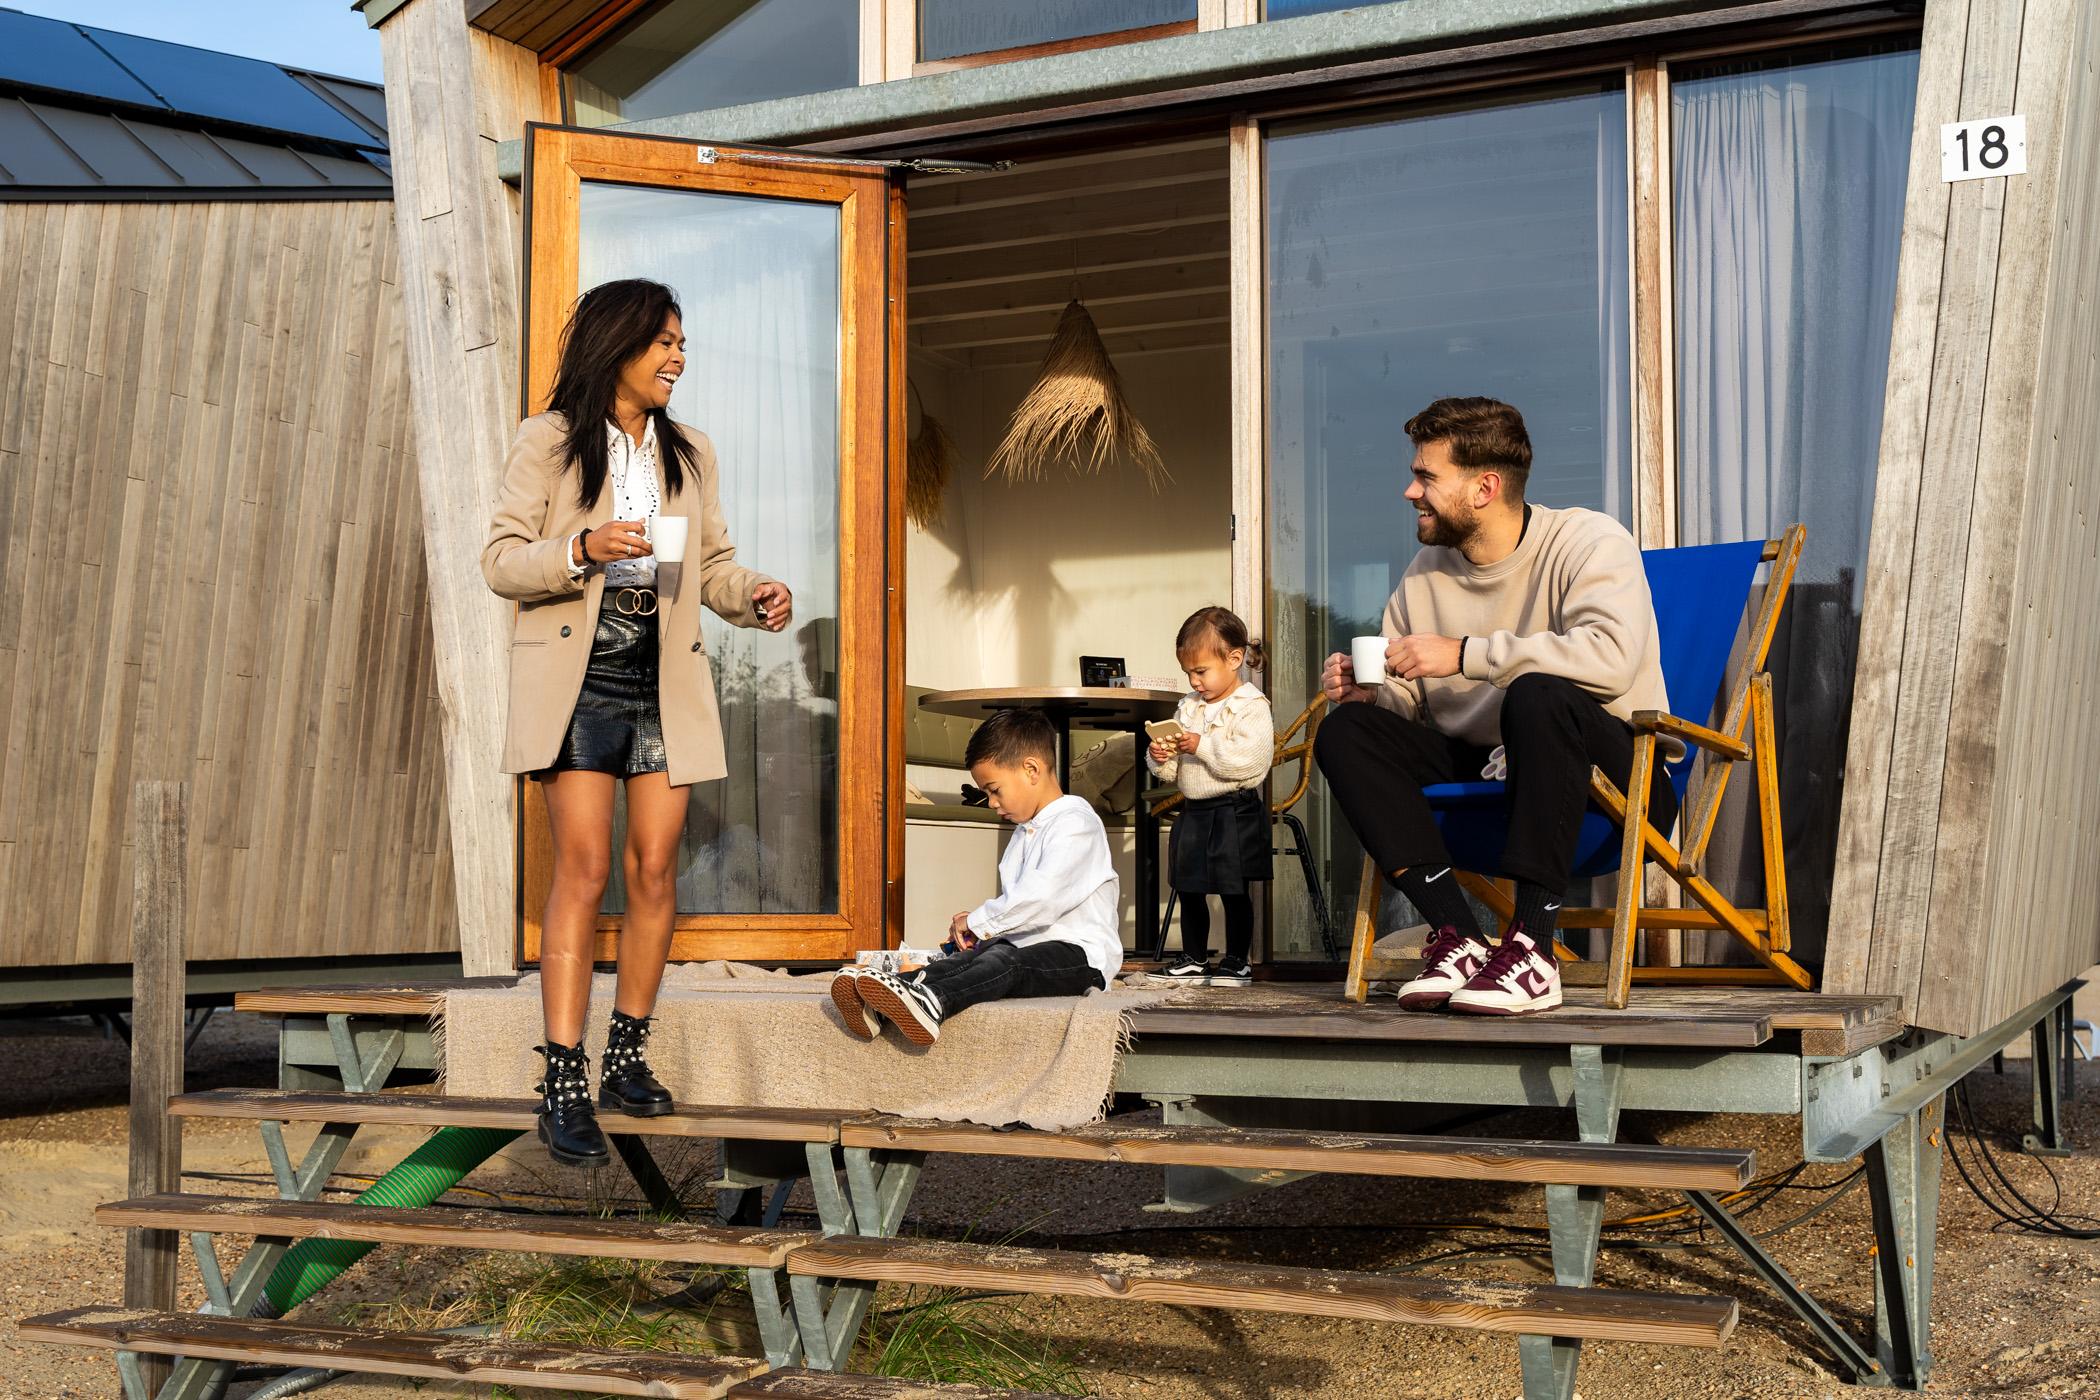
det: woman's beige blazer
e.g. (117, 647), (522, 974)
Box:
(482, 412), (776, 787)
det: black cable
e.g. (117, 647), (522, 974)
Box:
(1945, 1080), (2100, 1240)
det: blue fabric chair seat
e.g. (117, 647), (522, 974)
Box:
(1421, 538), (1769, 884)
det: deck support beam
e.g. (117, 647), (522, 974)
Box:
(1862, 1098), (1943, 1390)
(1517, 1044), (1623, 1400)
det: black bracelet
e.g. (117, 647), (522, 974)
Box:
(1459, 637), (1470, 673)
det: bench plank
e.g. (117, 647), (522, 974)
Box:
(96, 1194), (814, 1267)
(729, 1373), (1070, 1399)
(15, 1307), (766, 1398)
(842, 1119), (1753, 1190)
(166, 1089), (857, 1143)
(786, 1238), (1736, 1348)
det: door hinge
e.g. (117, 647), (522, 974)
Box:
(1230, 513), (1237, 541)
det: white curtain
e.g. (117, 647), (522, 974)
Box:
(583, 184), (842, 915)
(1672, 42), (1918, 959)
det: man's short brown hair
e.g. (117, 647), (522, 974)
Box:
(1404, 397), (1533, 497)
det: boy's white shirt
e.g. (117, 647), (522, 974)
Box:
(965, 793), (1124, 988)
(1146, 681), (1275, 799)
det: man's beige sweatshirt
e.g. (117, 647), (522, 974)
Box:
(1368, 505), (1670, 747)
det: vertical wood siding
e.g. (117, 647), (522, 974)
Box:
(1966, 0), (2100, 1033)
(1829, 0), (2099, 1034)
(0, 198), (453, 966)
(376, 0), (554, 977)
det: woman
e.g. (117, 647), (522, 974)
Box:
(483, 278), (791, 1168)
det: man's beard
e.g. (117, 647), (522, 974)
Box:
(1414, 501), (1477, 549)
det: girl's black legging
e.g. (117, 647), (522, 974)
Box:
(1179, 892), (1253, 962)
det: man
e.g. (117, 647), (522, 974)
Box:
(1313, 397), (1677, 1015)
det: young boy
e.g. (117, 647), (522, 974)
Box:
(832, 708), (1121, 1045)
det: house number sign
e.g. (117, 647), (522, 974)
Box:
(1941, 115), (2028, 182)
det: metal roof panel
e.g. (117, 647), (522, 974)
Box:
(25, 99), (177, 188)
(0, 99), (95, 185)
(124, 121), (264, 186)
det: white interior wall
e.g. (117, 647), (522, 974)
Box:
(906, 346), (1234, 689)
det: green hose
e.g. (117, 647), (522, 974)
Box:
(261, 1126), (520, 1315)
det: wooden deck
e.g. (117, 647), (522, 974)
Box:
(235, 978), (1902, 1058)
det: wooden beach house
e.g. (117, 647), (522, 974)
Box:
(344, 0), (2094, 1040)
(16, 7), (2100, 1397)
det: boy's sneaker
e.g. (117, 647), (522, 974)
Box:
(858, 969), (944, 1045)
(1160, 957), (1212, 983)
(1207, 956), (1253, 987)
(829, 967), (878, 1040)
(1395, 925), (1491, 1010)
(1446, 930), (1562, 1016)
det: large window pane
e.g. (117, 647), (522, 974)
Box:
(1267, 82), (1631, 953)
(567, 0), (858, 128)
(580, 181), (842, 914)
(919, 0), (1195, 62)
(1673, 39), (1918, 961)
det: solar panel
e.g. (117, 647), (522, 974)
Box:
(0, 9), (160, 108)
(90, 28), (380, 149)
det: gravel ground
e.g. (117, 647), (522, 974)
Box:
(0, 1011), (2095, 1399)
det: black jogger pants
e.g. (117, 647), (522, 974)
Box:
(1311, 672), (1678, 891)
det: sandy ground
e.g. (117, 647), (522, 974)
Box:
(1, 1012), (2096, 1399)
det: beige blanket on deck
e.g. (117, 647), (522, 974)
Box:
(439, 961), (1174, 1132)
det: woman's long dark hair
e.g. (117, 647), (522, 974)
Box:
(546, 278), (695, 510)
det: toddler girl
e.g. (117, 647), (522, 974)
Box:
(1147, 606), (1274, 986)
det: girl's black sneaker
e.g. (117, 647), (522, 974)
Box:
(1208, 956), (1253, 987)
(1161, 957), (1212, 983)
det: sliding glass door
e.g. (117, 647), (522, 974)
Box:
(1265, 81), (1634, 952)
(1672, 39), (1919, 960)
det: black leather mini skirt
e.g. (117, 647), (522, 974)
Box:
(534, 589), (667, 780)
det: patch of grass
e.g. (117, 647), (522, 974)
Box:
(860, 1284), (1089, 1396)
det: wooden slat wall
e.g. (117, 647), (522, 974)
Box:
(374, 0), (556, 976)
(1965, 0), (2100, 1033)
(1826, 0), (2096, 1035)
(0, 199), (453, 967)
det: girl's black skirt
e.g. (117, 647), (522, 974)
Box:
(535, 589), (667, 780)
(1168, 788), (1272, 895)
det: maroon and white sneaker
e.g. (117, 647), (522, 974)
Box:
(1446, 931), (1562, 1015)
(857, 969), (944, 1046)
(1395, 926), (1491, 1010)
(830, 967), (878, 1040)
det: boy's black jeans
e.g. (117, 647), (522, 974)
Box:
(915, 938), (1104, 1017)
(1312, 672), (1679, 893)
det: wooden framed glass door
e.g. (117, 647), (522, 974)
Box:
(518, 123), (904, 965)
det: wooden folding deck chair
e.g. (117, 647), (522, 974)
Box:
(1344, 526), (1814, 1009)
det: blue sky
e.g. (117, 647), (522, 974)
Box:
(9, 1), (384, 82)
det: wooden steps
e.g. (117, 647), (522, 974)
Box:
(96, 1193), (815, 1267)
(166, 1088), (855, 1143)
(168, 1090), (1754, 1190)
(16, 1307), (1063, 1398)
(839, 1119), (1755, 1190)
(786, 1237), (1738, 1348)
(15, 1306), (767, 1399)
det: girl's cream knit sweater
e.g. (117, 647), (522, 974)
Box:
(1147, 683), (1274, 800)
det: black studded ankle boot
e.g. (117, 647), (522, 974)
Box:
(599, 1010), (675, 1118)
(535, 1040), (610, 1168)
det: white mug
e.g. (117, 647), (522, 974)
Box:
(1351, 635), (1388, 687)
(650, 515), (689, 564)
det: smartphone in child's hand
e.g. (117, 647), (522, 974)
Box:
(1145, 718), (1186, 743)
